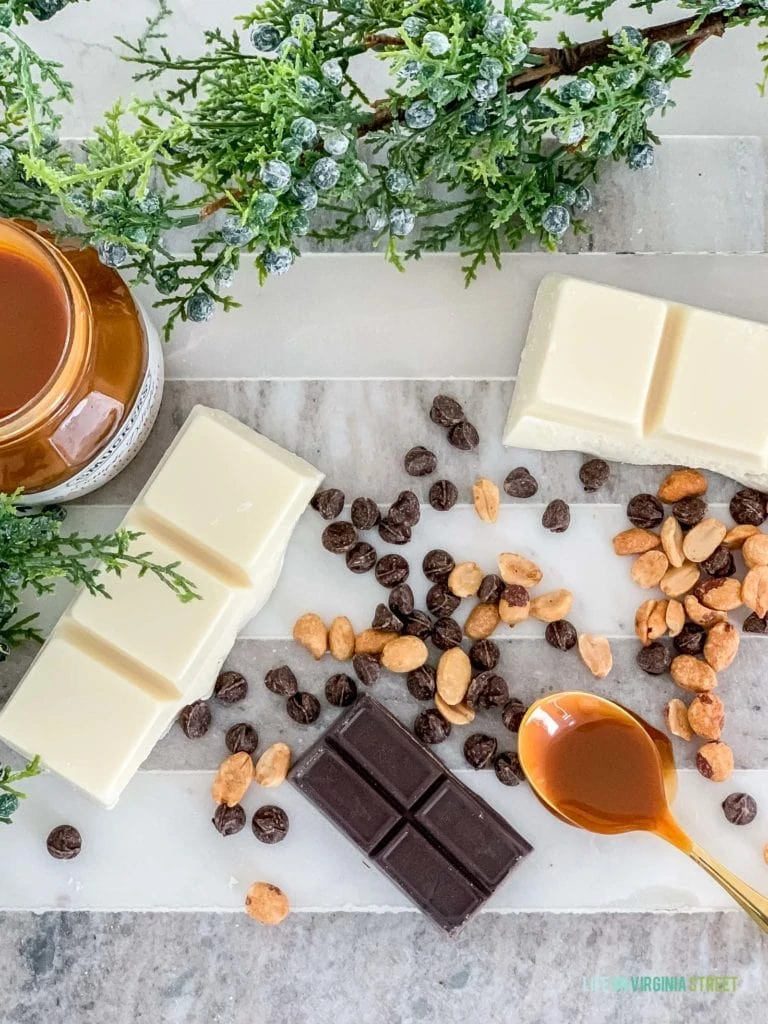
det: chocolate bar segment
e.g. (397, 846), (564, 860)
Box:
(291, 696), (532, 934)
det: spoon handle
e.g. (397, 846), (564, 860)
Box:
(690, 842), (768, 933)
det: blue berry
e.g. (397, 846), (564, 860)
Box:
(554, 183), (577, 207)
(593, 132), (616, 156)
(712, 0), (741, 8)
(0, 145), (13, 170)
(628, 142), (655, 170)
(647, 41), (672, 69)
(250, 22), (282, 52)
(553, 119), (585, 146)
(253, 192), (278, 221)
(0, 6), (12, 29)
(366, 208), (387, 232)
(573, 186), (592, 213)
(293, 178), (319, 211)
(290, 211), (311, 236)
(187, 293), (215, 323)
(260, 159), (292, 192)
(643, 78), (670, 108)
(91, 188), (120, 214)
(298, 75), (322, 102)
(214, 265), (235, 290)
(27, 0), (67, 20)
(541, 205), (570, 237)
(612, 26), (643, 47)
(402, 16), (427, 38)
(0, 792), (19, 820)
(278, 36), (300, 57)
(310, 157), (340, 190)
(613, 67), (638, 91)
(290, 117), (318, 147)
(323, 130), (350, 157)
(281, 138), (304, 162)
(137, 190), (161, 215)
(385, 168), (411, 194)
(263, 247), (294, 275)
(484, 13), (511, 43)
(405, 100), (437, 129)
(221, 215), (255, 247)
(398, 59), (423, 81)
(423, 31), (450, 56)
(125, 226), (149, 245)
(290, 12), (315, 33)
(68, 190), (89, 212)
(464, 109), (488, 135)
(427, 79), (454, 105)
(479, 57), (503, 81)
(509, 40), (529, 64)
(97, 240), (129, 268)
(470, 77), (498, 103)
(562, 79), (596, 104)
(155, 266), (181, 294)
(321, 58), (343, 86)
(389, 207), (415, 237)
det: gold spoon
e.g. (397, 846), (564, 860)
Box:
(518, 690), (768, 932)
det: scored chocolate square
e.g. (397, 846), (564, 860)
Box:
(291, 695), (532, 934)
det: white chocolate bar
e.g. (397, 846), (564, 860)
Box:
(503, 275), (768, 488)
(0, 407), (322, 807)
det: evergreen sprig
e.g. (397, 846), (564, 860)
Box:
(0, 754), (41, 824)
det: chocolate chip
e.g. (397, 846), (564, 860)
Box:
(428, 479), (458, 511)
(636, 642), (672, 675)
(264, 665), (298, 697)
(430, 394), (465, 427)
(721, 792), (757, 826)
(286, 692), (321, 724)
(46, 824), (82, 860)
(352, 654), (381, 687)
(730, 488), (767, 526)
(252, 805), (290, 844)
(468, 639), (500, 671)
(673, 622), (706, 655)
(463, 733), (498, 770)
(423, 549), (455, 582)
(389, 583), (415, 617)
(673, 496), (707, 529)
(178, 700), (211, 739)
(431, 616), (463, 650)
(545, 619), (577, 651)
(214, 671), (248, 704)
(744, 613), (768, 635)
(701, 545), (735, 578)
(325, 673), (358, 707)
(346, 541), (376, 573)
(501, 698), (528, 732)
(426, 582), (461, 617)
(372, 604), (403, 632)
(542, 499), (570, 533)
(448, 420), (479, 450)
(404, 446), (437, 477)
(579, 458), (610, 492)
(388, 489), (421, 527)
(378, 517), (412, 545)
(212, 803), (246, 836)
(476, 574), (503, 604)
(414, 707), (451, 744)
(494, 752), (525, 786)
(466, 672), (509, 710)
(322, 520), (358, 553)
(375, 554), (410, 587)
(407, 664), (437, 701)
(225, 722), (259, 755)
(350, 497), (380, 530)
(503, 467), (538, 499)
(501, 584), (528, 608)
(311, 488), (344, 520)
(404, 611), (432, 638)
(627, 493), (664, 529)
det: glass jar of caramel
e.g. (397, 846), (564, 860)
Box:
(0, 219), (163, 502)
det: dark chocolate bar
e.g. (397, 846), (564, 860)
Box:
(290, 696), (532, 933)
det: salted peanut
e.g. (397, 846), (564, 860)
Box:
(703, 621), (740, 672)
(464, 602), (500, 640)
(659, 561), (700, 598)
(695, 741), (734, 783)
(577, 634), (612, 678)
(355, 628), (398, 655)
(473, 477), (500, 523)
(658, 468), (707, 503)
(682, 518), (727, 564)
(328, 616), (355, 661)
(212, 751), (254, 807)
(254, 742), (291, 788)
(380, 636), (428, 672)
(499, 585), (530, 626)
(660, 516), (685, 569)
(683, 594), (727, 629)
(498, 552), (543, 588)
(665, 599), (685, 637)
(742, 566), (768, 618)
(635, 599), (666, 645)
(448, 561), (484, 597)
(664, 699), (692, 741)
(530, 589), (573, 622)
(612, 527), (661, 556)
(436, 647), (472, 705)
(743, 532), (768, 569)
(687, 693), (725, 741)
(435, 693), (475, 725)
(293, 613), (328, 660)
(631, 550), (669, 589)
(724, 523), (760, 550)
(695, 577), (742, 612)
(245, 882), (290, 925)
(670, 655), (717, 693)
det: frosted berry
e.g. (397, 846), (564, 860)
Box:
(398, 59), (423, 81)
(554, 183), (577, 207)
(405, 100), (437, 129)
(470, 77), (498, 103)
(298, 75), (322, 101)
(214, 265), (235, 289)
(402, 16), (427, 38)
(310, 157), (340, 190)
(263, 247), (294, 275)
(366, 208), (387, 232)
(647, 41), (672, 68)
(290, 12), (315, 33)
(484, 13), (512, 42)
(137, 190), (161, 215)
(0, 5), (12, 28)
(253, 192), (278, 221)
(573, 186), (592, 213)
(220, 216), (254, 247)
(541, 204), (570, 237)
(464, 109), (488, 135)
(293, 178), (318, 210)
(290, 210), (311, 236)
(612, 26), (643, 47)
(427, 79), (454, 105)
(613, 67), (638, 90)
(0, 792), (19, 820)
(97, 240), (129, 268)
(278, 36), (300, 57)
(125, 226), (148, 245)
(423, 31), (450, 56)
(250, 23), (282, 52)
(321, 58), (343, 86)
(628, 142), (655, 170)
(593, 132), (616, 156)
(186, 292), (215, 323)
(562, 79), (596, 104)
(509, 39), (528, 64)
(385, 168), (412, 194)
(27, 0), (67, 19)
(389, 207), (415, 237)
(479, 57), (503, 81)
(643, 78), (670, 108)
(281, 138), (303, 162)
(0, 145), (13, 170)
(155, 266), (181, 294)
(290, 116), (318, 146)
(260, 159), (292, 191)
(323, 130), (349, 157)
(712, 0), (741, 8)
(553, 119), (585, 145)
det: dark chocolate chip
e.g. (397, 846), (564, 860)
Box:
(407, 664), (437, 701)
(378, 517), (412, 545)
(372, 604), (403, 632)
(429, 479), (458, 512)
(214, 671), (248, 704)
(744, 613), (768, 635)
(225, 722), (259, 755)
(579, 458), (610, 493)
(322, 520), (358, 553)
(389, 583), (415, 618)
(264, 665), (298, 697)
(352, 654), (381, 687)
(627, 493), (664, 529)
(388, 490), (421, 527)
(252, 805), (290, 844)
(212, 803), (246, 836)
(431, 616), (463, 650)
(325, 673), (358, 707)
(477, 574), (504, 604)
(501, 698), (528, 732)
(404, 611), (432, 639)
(494, 752), (525, 787)
(46, 824), (82, 860)
(466, 672), (509, 710)
(545, 619), (577, 651)
(350, 497), (381, 531)
(375, 554), (410, 588)
(701, 545), (735, 578)
(430, 394), (465, 427)
(721, 792), (757, 826)
(448, 420), (479, 451)
(673, 622), (706, 655)
(542, 499), (570, 533)
(673, 496), (707, 529)
(423, 549), (455, 582)
(178, 700), (211, 739)
(414, 707), (451, 744)
(286, 692), (321, 725)
(636, 642), (673, 675)
(463, 733), (498, 770)
(468, 639), (500, 671)
(426, 582), (461, 617)
(730, 488), (767, 527)
(311, 488), (345, 520)
(404, 446), (437, 477)
(501, 584), (529, 608)
(346, 541), (376, 573)
(503, 467), (538, 499)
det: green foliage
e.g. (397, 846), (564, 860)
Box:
(0, 754), (41, 824)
